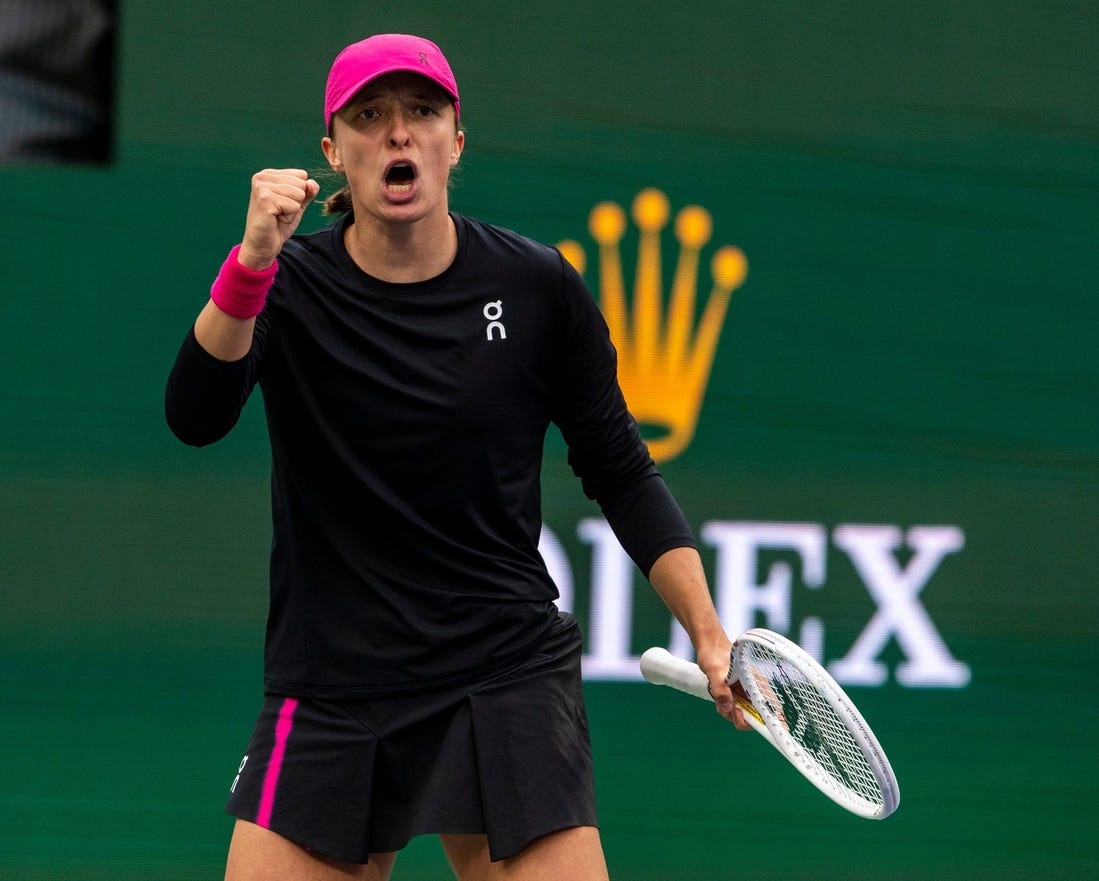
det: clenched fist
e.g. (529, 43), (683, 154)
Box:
(238, 169), (320, 270)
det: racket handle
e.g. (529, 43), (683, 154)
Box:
(639, 647), (775, 745)
(640, 647), (713, 701)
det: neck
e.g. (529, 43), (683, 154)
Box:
(343, 209), (457, 284)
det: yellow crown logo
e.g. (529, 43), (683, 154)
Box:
(558, 188), (748, 462)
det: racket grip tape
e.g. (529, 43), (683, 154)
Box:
(639, 647), (713, 701)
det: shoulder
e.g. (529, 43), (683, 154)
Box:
(453, 213), (594, 315)
(454, 213), (564, 271)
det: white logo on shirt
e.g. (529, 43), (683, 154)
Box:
(483, 301), (507, 341)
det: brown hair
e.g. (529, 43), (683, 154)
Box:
(322, 182), (354, 216)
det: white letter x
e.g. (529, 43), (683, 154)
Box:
(830, 525), (971, 687)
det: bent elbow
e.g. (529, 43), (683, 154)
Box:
(165, 403), (234, 447)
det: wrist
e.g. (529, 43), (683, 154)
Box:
(210, 244), (278, 319)
(691, 624), (734, 659)
(236, 242), (277, 272)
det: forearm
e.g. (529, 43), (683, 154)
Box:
(194, 239), (282, 360)
(647, 546), (730, 657)
(195, 299), (256, 362)
(648, 546), (746, 726)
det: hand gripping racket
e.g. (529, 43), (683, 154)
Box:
(640, 628), (900, 819)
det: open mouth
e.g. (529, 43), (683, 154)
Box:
(385, 162), (416, 193)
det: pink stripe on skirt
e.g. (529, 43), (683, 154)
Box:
(256, 697), (298, 828)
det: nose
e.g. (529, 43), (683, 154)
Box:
(388, 113), (412, 148)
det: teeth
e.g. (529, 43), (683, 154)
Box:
(387, 183), (413, 193)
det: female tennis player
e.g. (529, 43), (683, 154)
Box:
(166, 33), (745, 881)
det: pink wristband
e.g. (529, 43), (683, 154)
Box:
(210, 245), (278, 319)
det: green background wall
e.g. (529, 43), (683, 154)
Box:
(2, 2), (1097, 878)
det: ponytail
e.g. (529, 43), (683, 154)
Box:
(322, 184), (353, 216)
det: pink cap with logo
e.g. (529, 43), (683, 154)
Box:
(324, 33), (460, 128)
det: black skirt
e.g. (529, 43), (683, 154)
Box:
(225, 611), (597, 863)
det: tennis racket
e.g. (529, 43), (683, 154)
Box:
(640, 627), (900, 819)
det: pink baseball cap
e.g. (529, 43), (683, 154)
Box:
(324, 33), (460, 128)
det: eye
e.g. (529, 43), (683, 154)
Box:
(413, 103), (440, 118)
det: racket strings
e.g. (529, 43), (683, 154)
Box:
(743, 644), (883, 807)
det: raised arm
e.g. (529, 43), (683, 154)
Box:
(195, 169), (319, 361)
(165, 169), (318, 446)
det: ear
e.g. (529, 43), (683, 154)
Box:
(450, 130), (465, 167)
(321, 135), (343, 172)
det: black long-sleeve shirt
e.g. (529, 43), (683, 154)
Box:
(166, 212), (696, 697)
